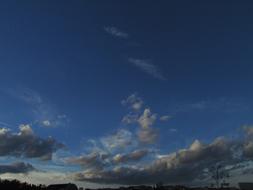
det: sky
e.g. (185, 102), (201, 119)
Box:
(0, 0), (253, 188)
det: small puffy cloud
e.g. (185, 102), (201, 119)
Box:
(42, 120), (51, 127)
(121, 114), (138, 125)
(104, 26), (129, 39)
(138, 108), (157, 129)
(113, 149), (149, 164)
(0, 125), (64, 160)
(0, 162), (36, 174)
(19, 124), (34, 136)
(129, 58), (166, 80)
(121, 93), (144, 112)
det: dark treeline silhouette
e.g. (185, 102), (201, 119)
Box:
(0, 179), (243, 190)
(0, 178), (46, 190)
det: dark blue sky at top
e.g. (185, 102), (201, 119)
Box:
(0, 0), (253, 154)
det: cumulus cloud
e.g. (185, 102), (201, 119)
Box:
(129, 58), (166, 80)
(73, 137), (239, 185)
(138, 109), (157, 129)
(68, 94), (173, 184)
(121, 94), (162, 144)
(104, 26), (129, 39)
(0, 124), (64, 160)
(0, 162), (36, 174)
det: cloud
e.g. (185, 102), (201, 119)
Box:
(129, 58), (166, 80)
(42, 120), (51, 127)
(0, 162), (36, 174)
(72, 137), (238, 185)
(0, 124), (64, 160)
(169, 128), (177, 133)
(171, 98), (250, 114)
(68, 94), (174, 184)
(104, 26), (129, 39)
(71, 125), (253, 185)
(160, 115), (172, 121)
(7, 87), (68, 128)
(138, 109), (157, 129)
(121, 93), (144, 112)
(121, 94), (166, 144)
(113, 149), (149, 164)
(137, 127), (158, 144)
(101, 129), (134, 152)
(66, 152), (109, 170)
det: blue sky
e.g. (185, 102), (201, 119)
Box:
(0, 0), (253, 188)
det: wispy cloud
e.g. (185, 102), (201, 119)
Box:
(104, 26), (129, 39)
(7, 87), (68, 128)
(170, 97), (250, 114)
(129, 58), (166, 80)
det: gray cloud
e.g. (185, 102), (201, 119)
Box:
(121, 94), (161, 144)
(137, 127), (158, 144)
(104, 26), (129, 39)
(113, 149), (149, 164)
(129, 58), (166, 80)
(0, 162), (36, 174)
(66, 152), (109, 170)
(0, 124), (64, 160)
(72, 131), (253, 185)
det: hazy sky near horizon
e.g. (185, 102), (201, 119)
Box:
(0, 1), (253, 187)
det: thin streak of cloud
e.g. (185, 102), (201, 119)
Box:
(129, 58), (166, 80)
(104, 26), (129, 39)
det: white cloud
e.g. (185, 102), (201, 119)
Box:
(113, 149), (149, 164)
(121, 93), (143, 112)
(138, 108), (157, 129)
(42, 120), (51, 127)
(104, 26), (129, 39)
(101, 129), (134, 152)
(160, 115), (172, 121)
(129, 58), (166, 80)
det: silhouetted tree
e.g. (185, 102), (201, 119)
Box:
(209, 164), (230, 188)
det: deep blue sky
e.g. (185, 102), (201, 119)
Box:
(0, 1), (253, 187)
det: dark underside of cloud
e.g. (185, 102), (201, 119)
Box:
(0, 162), (36, 174)
(0, 125), (64, 160)
(71, 126), (253, 185)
